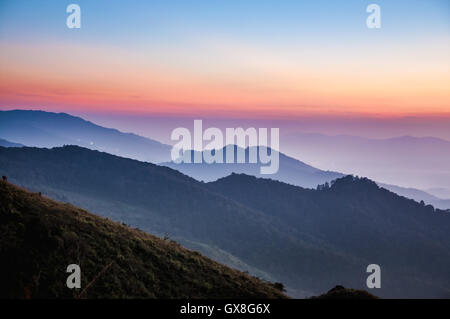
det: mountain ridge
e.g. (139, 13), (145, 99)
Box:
(0, 109), (171, 163)
(281, 132), (450, 191)
(2, 109), (446, 208)
(163, 145), (450, 209)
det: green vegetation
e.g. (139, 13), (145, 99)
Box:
(0, 180), (286, 299)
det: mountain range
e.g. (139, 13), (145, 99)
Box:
(281, 132), (450, 191)
(2, 110), (448, 209)
(1, 145), (449, 298)
(0, 110), (171, 163)
(163, 146), (343, 188)
(163, 147), (450, 210)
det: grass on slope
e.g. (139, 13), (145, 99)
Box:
(0, 180), (286, 299)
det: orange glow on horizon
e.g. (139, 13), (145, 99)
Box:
(1, 39), (449, 119)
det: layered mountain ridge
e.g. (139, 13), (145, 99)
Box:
(1, 145), (449, 298)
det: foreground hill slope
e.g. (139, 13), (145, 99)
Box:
(0, 180), (286, 299)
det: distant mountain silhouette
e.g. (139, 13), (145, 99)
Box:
(163, 146), (450, 209)
(1, 145), (449, 298)
(0, 110), (171, 163)
(163, 145), (343, 188)
(379, 183), (450, 211)
(0, 180), (286, 298)
(0, 138), (23, 148)
(282, 132), (450, 191)
(2, 110), (446, 208)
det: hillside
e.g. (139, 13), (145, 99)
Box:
(0, 180), (286, 299)
(0, 110), (171, 163)
(0, 145), (313, 293)
(209, 174), (450, 298)
(1, 146), (450, 298)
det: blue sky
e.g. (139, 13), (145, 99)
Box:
(1, 0), (448, 47)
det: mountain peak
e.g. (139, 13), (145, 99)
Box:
(329, 175), (379, 190)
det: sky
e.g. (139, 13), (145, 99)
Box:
(0, 0), (449, 141)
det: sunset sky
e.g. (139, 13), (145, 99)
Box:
(0, 0), (449, 120)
